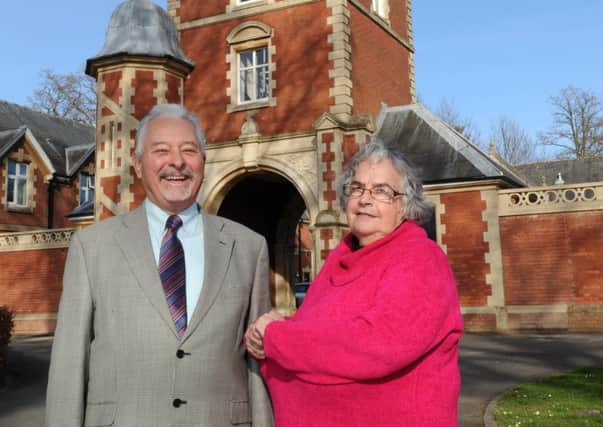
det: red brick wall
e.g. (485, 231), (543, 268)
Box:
(52, 183), (78, 228)
(52, 158), (96, 228)
(462, 313), (497, 332)
(101, 71), (123, 106)
(440, 191), (491, 306)
(568, 212), (603, 304)
(0, 248), (67, 334)
(131, 70), (158, 121)
(166, 74), (182, 104)
(176, 0), (226, 22)
(569, 307), (603, 331)
(349, 6), (412, 118)
(501, 211), (603, 306)
(349, 1), (410, 50)
(180, 3), (332, 142)
(389, 0), (409, 39)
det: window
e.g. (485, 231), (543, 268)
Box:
(226, 21), (276, 112)
(228, 0), (265, 12)
(7, 160), (28, 207)
(371, 0), (389, 20)
(80, 173), (95, 205)
(239, 47), (269, 103)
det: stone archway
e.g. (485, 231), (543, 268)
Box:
(216, 171), (310, 313)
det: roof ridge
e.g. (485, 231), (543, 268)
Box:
(0, 99), (95, 130)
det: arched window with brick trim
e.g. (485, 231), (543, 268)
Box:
(226, 21), (277, 113)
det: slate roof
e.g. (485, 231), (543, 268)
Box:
(67, 200), (94, 219)
(375, 103), (526, 187)
(514, 157), (603, 186)
(0, 100), (95, 176)
(86, 0), (193, 75)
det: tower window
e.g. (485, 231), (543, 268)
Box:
(371, 0), (390, 21)
(238, 47), (270, 103)
(226, 21), (276, 112)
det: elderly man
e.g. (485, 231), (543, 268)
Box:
(46, 104), (273, 427)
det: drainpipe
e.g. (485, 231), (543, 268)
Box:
(47, 175), (56, 229)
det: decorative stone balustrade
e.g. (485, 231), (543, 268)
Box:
(499, 182), (603, 216)
(0, 228), (75, 252)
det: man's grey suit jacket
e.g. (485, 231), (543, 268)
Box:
(46, 206), (273, 427)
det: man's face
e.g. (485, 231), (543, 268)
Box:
(133, 116), (205, 214)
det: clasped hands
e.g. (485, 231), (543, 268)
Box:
(244, 309), (284, 359)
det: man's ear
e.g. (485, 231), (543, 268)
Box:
(132, 155), (143, 179)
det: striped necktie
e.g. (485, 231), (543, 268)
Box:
(159, 215), (187, 337)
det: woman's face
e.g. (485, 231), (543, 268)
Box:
(345, 158), (405, 247)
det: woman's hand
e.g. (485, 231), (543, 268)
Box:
(244, 310), (284, 359)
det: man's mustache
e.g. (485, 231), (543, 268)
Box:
(158, 168), (194, 179)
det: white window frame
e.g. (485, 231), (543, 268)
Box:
(371, 0), (390, 21)
(79, 173), (95, 205)
(7, 160), (28, 208)
(238, 46), (270, 104)
(227, 0), (269, 13)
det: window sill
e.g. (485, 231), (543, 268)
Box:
(7, 205), (34, 214)
(371, 11), (390, 27)
(228, 0), (268, 13)
(227, 98), (276, 113)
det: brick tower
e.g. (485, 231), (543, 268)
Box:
(166, 0), (415, 311)
(86, 0), (194, 221)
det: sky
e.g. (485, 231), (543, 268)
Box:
(1, 1), (602, 151)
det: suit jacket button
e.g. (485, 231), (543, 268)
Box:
(176, 349), (185, 358)
(173, 398), (186, 408)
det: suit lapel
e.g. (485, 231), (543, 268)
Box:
(184, 213), (234, 339)
(114, 206), (179, 336)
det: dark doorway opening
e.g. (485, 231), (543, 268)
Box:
(217, 172), (309, 309)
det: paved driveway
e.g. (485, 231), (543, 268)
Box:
(458, 333), (603, 426)
(1, 333), (603, 427)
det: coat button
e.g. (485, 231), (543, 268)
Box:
(173, 398), (186, 408)
(176, 349), (185, 358)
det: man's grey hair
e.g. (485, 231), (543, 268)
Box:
(135, 103), (206, 158)
(337, 138), (433, 223)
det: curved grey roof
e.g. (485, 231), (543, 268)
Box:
(87, 0), (193, 74)
(375, 103), (526, 187)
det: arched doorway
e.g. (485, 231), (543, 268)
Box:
(217, 171), (311, 313)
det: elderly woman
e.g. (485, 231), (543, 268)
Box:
(245, 139), (463, 426)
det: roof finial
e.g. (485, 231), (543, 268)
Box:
(554, 172), (565, 185)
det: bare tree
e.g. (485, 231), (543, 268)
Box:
(488, 116), (537, 165)
(538, 86), (603, 159)
(28, 69), (96, 126)
(435, 97), (482, 145)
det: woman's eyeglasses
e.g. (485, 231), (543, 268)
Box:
(342, 183), (405, 203)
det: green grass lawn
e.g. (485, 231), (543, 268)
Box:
(494, 366), (603, 426)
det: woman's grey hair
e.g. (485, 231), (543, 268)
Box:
(135, 103), (206, 158)
(337, 138), (433, 223)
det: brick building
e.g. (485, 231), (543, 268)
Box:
(0, 0), (601, 334)
(0, 101), (95, 332)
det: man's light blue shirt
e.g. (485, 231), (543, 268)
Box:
(144, 199), (204, 321)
